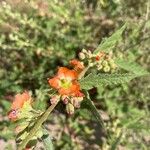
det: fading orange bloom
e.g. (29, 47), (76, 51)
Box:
(8, 91), (31, 121)
(69, 59), (84, 72)
(48, 67), (82, 96)
(11, 91), (31, 110)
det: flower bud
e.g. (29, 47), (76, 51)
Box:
(79, 52), (85, 60)
(82, 49), (87, 53)
(50, 95), (60, 105)
(102, 60), (108, 66)
(111, 63), (117, 70)
(89, 62), (94, 67)
(97, 64), (103, 70)
(109, 60), (117, 69)
(103, 65), (110, 72)
(87, 50), (93, 58)
(61, 95), (69, 104)
(66, 103), (74, 115)
(71, 97), (83, 108)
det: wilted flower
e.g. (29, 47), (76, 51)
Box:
(11, 91), (31, 110)
(8, 91), (31, 121)
(69, 59), (85, 72)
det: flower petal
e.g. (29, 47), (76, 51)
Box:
(48, 77), (60, 89)
(57, 67), (78, 80)
(57, 67), (69, 79)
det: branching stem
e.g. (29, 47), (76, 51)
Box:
(18, 65), (90, 150)
(18, 101), (59, 150)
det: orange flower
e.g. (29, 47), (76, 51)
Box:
(69, 59), (84, 72)
(11, 91), (31, 110)
(48, 67), (82, 96)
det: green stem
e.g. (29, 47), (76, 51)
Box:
(18, 101), (59, 150)
(78, 65), (90, 79)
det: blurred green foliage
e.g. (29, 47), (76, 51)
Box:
(0, 0), (150, 149)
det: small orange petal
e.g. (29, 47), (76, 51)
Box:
(57, 67), (69, 79)
(69, 81), (80, 93)
(58, 80), (81, 96)
(57, 67), (78, 80)
(65, 69), (78, 80)
(73, 91), (85, 97)
(48, 77), (60, 89)
(58, 88), (71, 95)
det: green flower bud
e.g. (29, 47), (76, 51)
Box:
(111, 63), (117, 69)
(66, 103), (74, 115)
(89, 62), (94, 67)
(108, 59), (114, 64)
(97, 64), (103, 70)
(82, 49), (88, 54)
(103, 65), (110, 72)
(79, 52), (85, 60)
(87, 50), (93, 58)
(102, 60), (108, 66)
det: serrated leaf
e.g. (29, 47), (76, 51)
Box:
(94, 24), (126, 54)
(42, 129), (54, 150)
(80, 73), (137, 90)
(82, 92), (107, 133)
(115, 59), (149, 76)
(85, 97), (105, 130)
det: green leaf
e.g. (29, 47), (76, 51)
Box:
(94, 24), (126, 54)
(83, 92), (107, 134)
(42, 129), (54, 150)
(115, 59), (149, 76)
(18, 101), (37, 120)
(85, 99), (105, 129)
(80, 73), (137, 90)
(1, 100), (11, 111)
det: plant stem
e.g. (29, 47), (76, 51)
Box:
(18, 101), (59, 150)
(78, 65), (90, 79)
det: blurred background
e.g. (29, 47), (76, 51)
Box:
(0, 0), (150, 149)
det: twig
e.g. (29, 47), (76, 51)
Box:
(78, 65), (90, 79)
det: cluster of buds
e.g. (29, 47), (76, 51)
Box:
(50, 94), (84, 115)
(79, 49), (117, 73)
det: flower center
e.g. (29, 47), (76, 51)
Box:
(60, 79), (71, 89)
